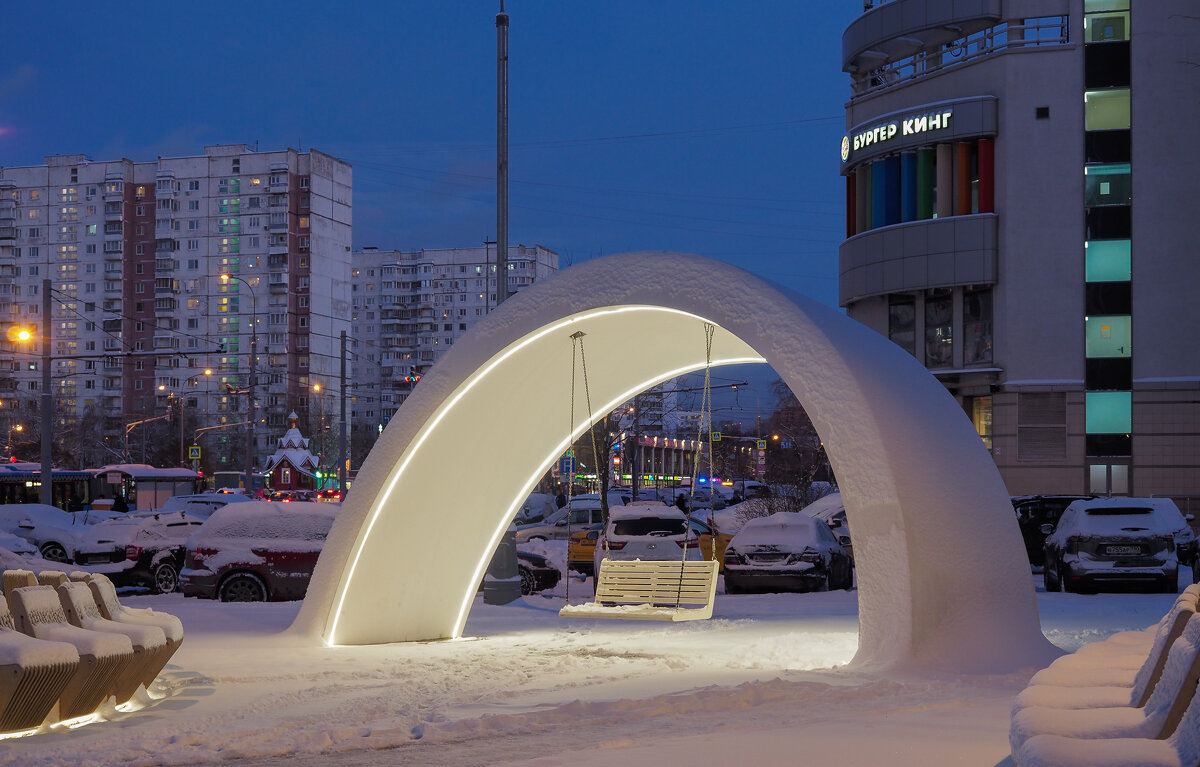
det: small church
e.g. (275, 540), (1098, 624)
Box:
(263, 412), (321, 492)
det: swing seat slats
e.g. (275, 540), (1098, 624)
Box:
(559, 559), (719, 621)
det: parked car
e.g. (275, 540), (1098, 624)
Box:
(723, 512), (854, 594)
(1011, 495), (1095, 566)
(1042, 497), (1182, 594)
(72, 510), (204, 593)
(592, 504), (706, 574)
(157, 492), (256, 518)
(516, 499), (666, 543)
(516, 550), (560, 594)
(801, 491), (854, 562)
(180, 501), (338, 602)
(567, 524), (603, 576)
(0, 503), (105, 563)
(0, 530), (39, 557)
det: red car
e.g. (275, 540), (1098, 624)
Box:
(180, 501), (337, 602)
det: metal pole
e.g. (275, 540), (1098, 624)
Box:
(495, 2), (510, 305)
(247, 287), (256, 495)
(338, 330), (347, 490)
(179, 395), (186, 467)
(40, 278), (52, 506)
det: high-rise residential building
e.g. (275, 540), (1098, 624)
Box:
(0, 145), (352, 475)
(349, 244), (557, 439)
(838, 1), (1199, 501)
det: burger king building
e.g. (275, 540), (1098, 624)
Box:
(838, 0), (1200, 503)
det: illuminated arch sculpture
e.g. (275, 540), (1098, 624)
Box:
(292, 252), (1058, 674)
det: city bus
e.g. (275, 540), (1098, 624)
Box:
(0, 462), (94, 511)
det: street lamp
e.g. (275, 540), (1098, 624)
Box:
(158, 384), (187, 467)
(5, 423), (22, 455)
(220, 274), (258, 495)
(312, 382), (326, 487)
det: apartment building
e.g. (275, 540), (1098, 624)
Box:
(838, 1), (1199, 500)
(349, 245), (557, 437)
(0, 145), (352, 474)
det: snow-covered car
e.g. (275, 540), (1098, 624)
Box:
(801, 491), (853, 562)
(181, 501), (338, 602)
(72, 510), (205, 593)
(0, 503), (101, 563)
(1011, 495), (1094, 566)
(514, 499), (665, 543)
(157, 492), (256, 519)
(0, 530), (39, 557)
(592, 504), (703, 574)
(723, 512), (854, 594)
(516, 550), (560, 594)
(1042, 497), (1183, 594)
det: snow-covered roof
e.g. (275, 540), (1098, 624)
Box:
(264, 412), (319, 473)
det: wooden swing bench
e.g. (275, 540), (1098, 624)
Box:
(559, 559), (719, 621)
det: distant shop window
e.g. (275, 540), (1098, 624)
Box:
(963, 287), (993, 365)
(1084, 240), (1131, 282)
(888, 295), (916, 356)
(1084, 89), (1130, 131)
(965, 395), (993, 452)
(924, 290), (953, 368)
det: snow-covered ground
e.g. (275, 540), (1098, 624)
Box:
(3, 543), (1190, 767)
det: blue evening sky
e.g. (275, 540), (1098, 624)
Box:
(1, 2), (861, 416)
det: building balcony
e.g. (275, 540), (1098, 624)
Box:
(268, 243), (289, 256)
(0, 227), (15, 241)
(838, 213), (997, 306)
(842, 0), (1002, 77)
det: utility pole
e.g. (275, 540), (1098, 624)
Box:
(495, 1), (510, 305)
(40, 278), (52, 506)
(338, 330), (348, 490)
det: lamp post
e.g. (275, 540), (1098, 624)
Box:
(158, 385), (186, 467)
(220, 274), (257, 495)
(312, 382), (325, 487)
(5, 423), (22, 455)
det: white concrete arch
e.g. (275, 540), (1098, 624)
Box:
(292, 252), (1058, 674)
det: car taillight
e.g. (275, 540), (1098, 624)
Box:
(1065, 536), (1081, 555)
(604, 541), (627, 550)
(676, 539), (700, 549)
(125, 545), (143, 561)
(724, 550), (742, 565)
(190, 546), (218, 563)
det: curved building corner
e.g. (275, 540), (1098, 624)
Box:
(837, 0), (1200, 505)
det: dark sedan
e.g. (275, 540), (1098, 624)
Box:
(517, 550), (560, 594)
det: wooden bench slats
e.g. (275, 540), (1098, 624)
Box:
(560, 559), (719, 622)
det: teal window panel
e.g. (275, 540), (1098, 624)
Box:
(1085, 315), (1131, 358)
(1085, 240), (1131, 282)
(1086, 391), (1131, 434)
(1084, 163), (1132, 206)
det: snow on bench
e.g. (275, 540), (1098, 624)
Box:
(0, 586), (78, 733)
(1011, 583), (1200, 766)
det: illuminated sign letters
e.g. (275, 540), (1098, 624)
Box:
(845, 109), (954, 160)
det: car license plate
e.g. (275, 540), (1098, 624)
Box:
(1105, 544), (1143, 556)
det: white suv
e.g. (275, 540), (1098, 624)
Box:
(593, 504), (698, 573)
